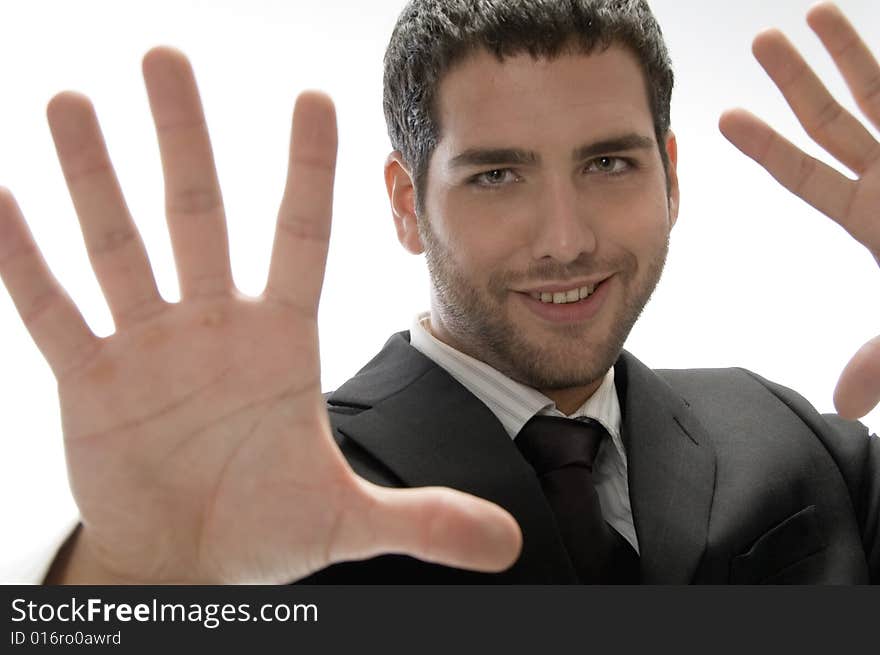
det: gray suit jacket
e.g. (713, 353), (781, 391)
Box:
(299, 332), (879, 584)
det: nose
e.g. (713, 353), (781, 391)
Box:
(529, 176), (597, 264)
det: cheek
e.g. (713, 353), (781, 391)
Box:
(435, 192), (532, 269)
(594, 184), (672, 252)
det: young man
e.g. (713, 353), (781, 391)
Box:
(0, 0), (877, 583)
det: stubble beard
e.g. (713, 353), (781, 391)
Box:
(419, 217), (670, 390)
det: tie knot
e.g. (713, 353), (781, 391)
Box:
(516, 415), (607, 477)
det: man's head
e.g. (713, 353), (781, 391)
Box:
(382, 0), (680, 405)
(383, 0), (675, 212)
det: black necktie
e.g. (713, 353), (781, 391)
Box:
(516, 415), (639, 584)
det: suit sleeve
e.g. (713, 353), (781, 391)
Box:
(743, 371), (880, 583)
(821, 413), (880, 582)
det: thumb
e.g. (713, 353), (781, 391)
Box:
(834, 335), (880, 419)
(347, 481), (523, 573)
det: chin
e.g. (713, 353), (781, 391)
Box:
(488, 335), (620, 391)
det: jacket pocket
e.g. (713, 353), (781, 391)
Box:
(730, 505), (827, 584)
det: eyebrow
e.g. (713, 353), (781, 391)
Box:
(447, 133), (656, 170)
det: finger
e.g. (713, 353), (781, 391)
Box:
(808, 2), (880, 131)
(719, 108), (858, 228)
(347, 481), (522, 573)
(833, 335), (880, 419)
(46, 92), (165, 327)
(0, 188), (97, 377)
(142, 46), (234, 299)
(751, 28), (880, 175)
(265, 92), (337, 315)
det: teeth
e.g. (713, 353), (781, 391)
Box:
(530, 283), (598, 304)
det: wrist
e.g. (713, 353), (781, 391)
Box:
(43, 525), (143, 585)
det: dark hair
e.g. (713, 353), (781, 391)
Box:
(382, 0), (674, 214)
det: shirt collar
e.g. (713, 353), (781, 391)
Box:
(409, 312), (626, 463)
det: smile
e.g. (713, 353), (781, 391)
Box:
(528, 284), (597, 305)
(515, 277), (612, 324)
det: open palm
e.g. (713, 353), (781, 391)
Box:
(0, 47), (520, 583)
(720, 2), (880, 420)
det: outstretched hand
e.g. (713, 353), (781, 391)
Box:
(0, 47), (521, 583)
(719, 2), (880, 420)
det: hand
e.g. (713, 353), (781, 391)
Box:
(0, 47), (521, 583)
(718, 2), (880, 420)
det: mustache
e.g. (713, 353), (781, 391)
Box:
(489, 253), (625, 289)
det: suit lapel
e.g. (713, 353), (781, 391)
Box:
(330, 334), (718, 584)
(615, 351), (717, 583)
(329, 332), (577, 583)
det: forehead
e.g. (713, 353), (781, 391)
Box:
(433, 44), (654, 154)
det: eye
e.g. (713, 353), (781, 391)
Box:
(470, 168), (518, 187)
(585, 156), (631, 175)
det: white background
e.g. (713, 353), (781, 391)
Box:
(1, 0), (878, 580)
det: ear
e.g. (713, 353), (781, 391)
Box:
(384, 151), (424, 254)
(664, 130), (680, 228)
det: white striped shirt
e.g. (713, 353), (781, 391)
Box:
(410, 311), (639, 553)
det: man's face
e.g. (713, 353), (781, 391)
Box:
(403, 45), (678, 392)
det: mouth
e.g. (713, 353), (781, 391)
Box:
(513, 276), (613, 323)
(527, 282), (598, 305)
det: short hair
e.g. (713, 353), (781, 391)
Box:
(382, 0), (675, 214)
